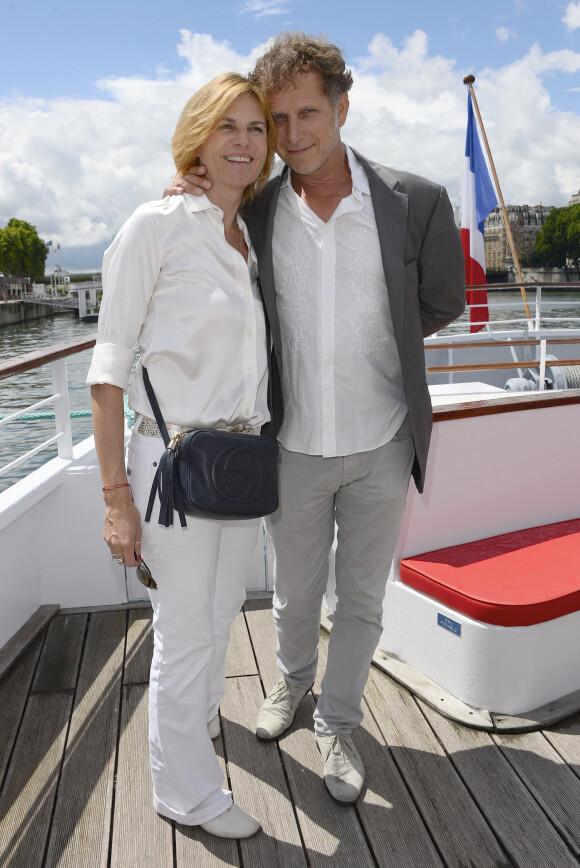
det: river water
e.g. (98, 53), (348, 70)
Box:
(0, 312), (96, 491)
(1, 293), (579, 492)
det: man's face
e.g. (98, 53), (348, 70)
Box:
(268, 70), (349, 177)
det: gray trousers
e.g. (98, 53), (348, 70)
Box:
(267, 416), (415, 735)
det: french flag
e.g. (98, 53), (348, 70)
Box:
(461, 91), (498, 333)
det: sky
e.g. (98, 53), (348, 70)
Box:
(1, 0), (579, 274)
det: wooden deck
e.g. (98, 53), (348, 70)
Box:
(1, 600), (580, 867)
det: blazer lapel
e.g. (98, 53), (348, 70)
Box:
(246, 165), (285, 361)
(351, 149), (408, 342)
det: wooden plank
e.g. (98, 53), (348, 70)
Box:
(493, 729), (580, 856)
(243, 598), (280, 694)
(543, 713), (580, 776)
(354, 705), (443, 866)
(365, 669), (508, 867)
(0, 691), (73, 868)
(317, 617), (442, 866)
(110, 682), (174, 867)
(280, 694), (374, 867)
(225, 610), (258, 677)
(0, 634), (44, 786)
(45, 610), (126, 868)
(421, 701), (580, 867)
(175, 728), (239, 866)
(124, 607), (153, 685)
(32, 613), (87, 693)
(0, 604), (59, 681)
(221, 674), (307, 867)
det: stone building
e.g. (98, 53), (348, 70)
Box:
(484, 204), (554, 271)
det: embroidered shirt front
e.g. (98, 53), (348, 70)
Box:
(272, 146), (407, 457)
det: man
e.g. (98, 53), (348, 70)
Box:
(168, 32), (465, 805)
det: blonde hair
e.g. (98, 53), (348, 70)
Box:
(172, 72), (276, 207)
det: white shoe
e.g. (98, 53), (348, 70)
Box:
(208, 714), (220, 740)
(316, 733), (365, 804)
(200, 804), (261, 838)
(256, 677), (314, 740)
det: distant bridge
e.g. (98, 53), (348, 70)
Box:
(21, 281), (102, 320)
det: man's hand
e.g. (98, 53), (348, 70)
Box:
(162, 165), (212, 198)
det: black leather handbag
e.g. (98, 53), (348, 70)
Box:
(141, 366), (279, 529)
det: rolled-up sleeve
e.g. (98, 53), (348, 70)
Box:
(86, 203), (161, 388)
(86, 342), (136, 388)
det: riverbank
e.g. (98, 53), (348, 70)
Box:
(0, 300), (75, 327)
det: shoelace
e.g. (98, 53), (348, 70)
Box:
(324, 735), (358, 761)
(269, 680), (291, 703)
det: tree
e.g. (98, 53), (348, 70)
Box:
(535, 204), (580, 276)
(0, 219), (48, 281)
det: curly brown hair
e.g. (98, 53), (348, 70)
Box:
(250, 32), (353, 107)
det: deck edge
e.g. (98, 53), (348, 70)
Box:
(0, 603), (60, 681)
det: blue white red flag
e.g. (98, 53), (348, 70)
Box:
(461, 92), (498, 333)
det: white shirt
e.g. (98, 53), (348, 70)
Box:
(272, 146), (407, 457)
(87, 194), (269, 430)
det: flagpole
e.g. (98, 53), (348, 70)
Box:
(463, 75), (531, 321)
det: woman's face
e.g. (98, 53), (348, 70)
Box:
(197, 94), (268, 196)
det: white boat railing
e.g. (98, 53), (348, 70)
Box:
(427, 283), (580, 390)
(0, 335), (96, 479)
(1, 283), (580, 483)
(442, 281), (580, 334)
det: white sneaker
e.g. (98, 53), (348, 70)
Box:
(256, 677), (314, 740)
(208, 714), (220, 740)
(200, 803), (261, 838)
(316, 733), (365, 804)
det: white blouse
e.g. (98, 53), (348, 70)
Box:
(87, 194), (270, 431)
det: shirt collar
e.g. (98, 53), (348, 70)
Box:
(182, 193), (257, 265)
(183, 192), (223, 215)
(281, 145), (370, 199)
(345, 146), (370, 197)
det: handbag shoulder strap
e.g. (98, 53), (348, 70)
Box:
(257, 277), (276, 441)
(141, 367), (170, 448)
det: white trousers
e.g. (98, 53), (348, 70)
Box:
(267, 415), (415, 735)
(127, 429), (261, 825)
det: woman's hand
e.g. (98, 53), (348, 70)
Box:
(162, 164), (212, 198)
(103, 487), (143, 568)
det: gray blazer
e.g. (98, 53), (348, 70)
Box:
(247, 148), (466, 492)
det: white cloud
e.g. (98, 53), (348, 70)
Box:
(238, 0), (289, 17)
(495, 27), (515, 42)
(563, 2), (580, 30)
(1, 29), (579, 268)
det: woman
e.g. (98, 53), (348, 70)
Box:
(87, 73), (276, 838)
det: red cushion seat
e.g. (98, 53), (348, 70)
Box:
(400, 519), (580, 627)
